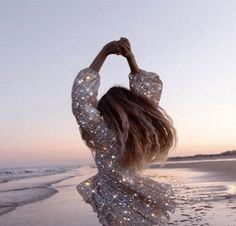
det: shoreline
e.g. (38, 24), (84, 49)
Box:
(151, 159), (236, 182)
(168, 151), (236, 161)
(0, 170), (78, 216)
(0, 187), (58, 216)
(0, 165), (80, 184)
(0, 160), (236, 225)
(0, 168), (100, 226)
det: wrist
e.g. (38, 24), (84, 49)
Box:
(89, 49), (107, 72)
(126, 53), (140, 74)
(100, 48), (108, 58)
(126, 52), (134, 60)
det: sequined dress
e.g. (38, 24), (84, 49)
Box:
(71, 67), (176, 226)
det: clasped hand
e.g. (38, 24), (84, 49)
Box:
(89, 37), (139, 74)
(101, 37), (133, 58)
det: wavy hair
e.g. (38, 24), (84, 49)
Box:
(97, 86), (177, 172)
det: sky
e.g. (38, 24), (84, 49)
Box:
(0, 0), (236, 167)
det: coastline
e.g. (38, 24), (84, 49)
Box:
(0, 167), (100, 226)
(167, 150), (236, 162)
(0, 188), (58, 216)
(151, 159), (236, 182)
(0, 160), (236, 226)
(0, 168), (79, 216)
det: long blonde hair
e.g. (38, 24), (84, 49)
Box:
(97, 86), (177, 172)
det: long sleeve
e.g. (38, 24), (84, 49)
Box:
(128, 69), (163, 106)
(71, 67), (117, 152)
(74, 70), (176, 226)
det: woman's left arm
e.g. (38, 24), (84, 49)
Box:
(71, 41), (121, 151)
(90, 40), (123, 73)
(89, 49), (107, 73)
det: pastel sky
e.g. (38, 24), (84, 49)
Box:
(1, 0), (236, 167)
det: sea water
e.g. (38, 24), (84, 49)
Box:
(0, 165), (82, 215)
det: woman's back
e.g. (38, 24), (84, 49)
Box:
(72, 65), (176, 225)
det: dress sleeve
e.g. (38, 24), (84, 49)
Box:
(71, 67), (117, 151)
(128, 69), (163, 106)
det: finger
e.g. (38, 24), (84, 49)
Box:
(120, 37), (129, 41)
(114, 44), (122, 54)
(120, 37), (130, 46)
(106, 41), (116, 47)
(107, 45), (119, 54)
(115, 49), (122, 55)
(109, 42), (122, 52)
(108, 41), (117, 48)
(117, 39), (129, 47)
(117, 42), (128, 50)
(121, 46), (129, 55)
(107, 40), (118, 48)
(117, 41), (130, 52)
(114, 42), (120, 49)
(118, 40), (130, 50)
(109, 42), (119, 49)
(116, 44), (129, 56)
(119, 40), (130, 49)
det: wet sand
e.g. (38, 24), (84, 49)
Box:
(152, 159), (236, 182)
(0, 160), (236, 226)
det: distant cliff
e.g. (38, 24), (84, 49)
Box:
(168, 150), (236, 161)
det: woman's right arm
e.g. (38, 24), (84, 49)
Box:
(128, 69), (163, 106)
(117, 37), (163, 106)
(118, 37), (140, 74)
(71, 41), (122, 151)
(126, 53), (140, 74)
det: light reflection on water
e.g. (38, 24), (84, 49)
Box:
(164, 158), (236, 165)
(144, 167), (209, 183)
(144, 161), (236, 226)
(227, 184), (236, 195)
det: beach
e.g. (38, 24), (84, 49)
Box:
(0, 159), (236, 226)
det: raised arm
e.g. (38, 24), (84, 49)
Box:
(89, 49), (107, 73)
(71, 41), (122, 151)
(128, 69), (163, 106)
(126, 53), (140, 74)
(90, 40), (124, 72)
(117, 37), (163, 106)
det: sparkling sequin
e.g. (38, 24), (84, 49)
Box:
(128, 69), (163, 106)
(71, 67), (176, 225)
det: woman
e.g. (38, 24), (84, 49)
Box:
(71, 37), (177, 226)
